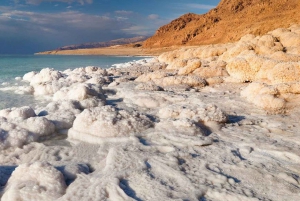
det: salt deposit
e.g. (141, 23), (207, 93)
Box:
(1, 25), (300, 201)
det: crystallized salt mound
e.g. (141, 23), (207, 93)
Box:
(193, 66), (229, 78)
(135, 70), (175, 82)
(157, 118), (208, 136)
(21, 66), (109, 96)
(68, 105), (154, 143)
(0, 106), (36, 120)
(177, 59), (202, 75)
(135, 82), (164, 91)
(53, 83), (106, 103)
(38, 101), (81, 132)
(267, 62), (300, 84)
(0, 106), (56, 149)
(13, 117), (56, 137)
(241, 83), (286, 112)
(269, 27), (300, 48)
(158, 103), (228, 123)
(28, 68), (63, 85)
(241, 81), (300, 112)
(0, 117), (36, 150)
(149, 119), (213, 147)
(154, 75), (207, 87)
(2, 162), (67, 201)
(226, 56), (263, 82)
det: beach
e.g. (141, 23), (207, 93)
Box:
(0, 25), (300, 200)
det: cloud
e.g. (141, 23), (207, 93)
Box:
(114, 10), (133, 16)
(148, 14), (159, 20)
(185, 4), (216, 10)
(0, 7), (138, 53)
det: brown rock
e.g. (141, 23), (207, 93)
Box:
(144, 0), (300, 48)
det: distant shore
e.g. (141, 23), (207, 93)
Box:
(35, 45), (185, 56)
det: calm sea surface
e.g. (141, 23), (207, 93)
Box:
(0, 54), (147, 109)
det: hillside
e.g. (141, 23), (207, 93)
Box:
(55, 36), (148, 51)
(143, 0), (300, 47)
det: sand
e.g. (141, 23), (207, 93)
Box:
(36, 45), (183, 56)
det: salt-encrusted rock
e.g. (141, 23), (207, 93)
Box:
(166, 59), (188, 70)
(0, 117), (36, 150)
(135, 70), (174, 82)
(270, 28), (300, 47)
(15, 86), (34, 95)
(38, 101), (82, 132)
(241, 82), (286, 112)
(62, 163), (90, 180)
(163, 84), (191, 92)
(178, 59), (201, 75)
(29, 68), (63, 85)
(2, 162), (67, 201)
(193, 66), (229, 78)
(156, 118), (207, 136)
(268, 62), (300, 84)
(158, 103), (228, 123)
(135, 82), (164, 91)
(154, 75), (207, 87)
(14, 117), (56, 137)
(53, 83), (106, 103)
(85, 75), (106, 85)
(70, 66), (107, 76)
(85, 66), (108, 76)
(219, 41), (255, 62)
(255, 34), (284, 55)
(0, 106), (36, 120)
(149, 119), (213, 147)
(68, 106), (154, 143)
(226, 55), (266, 82)
(23, 71), (37, 82)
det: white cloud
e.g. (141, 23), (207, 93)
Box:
(114, 10), (133, 15)
(148, 14), (159, 20)
(185, 4), (216, 10)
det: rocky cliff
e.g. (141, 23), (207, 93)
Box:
(143, 0), (300, 47)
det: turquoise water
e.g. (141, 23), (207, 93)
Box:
(0, 55), (146, 109)
(0, 55), (145, 82)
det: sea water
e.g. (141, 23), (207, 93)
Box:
(0, 54), (148, 109)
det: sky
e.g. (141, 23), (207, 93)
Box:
(0, 0), (220, 54)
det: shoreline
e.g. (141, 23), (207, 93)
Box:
(35, 45), (189, 56)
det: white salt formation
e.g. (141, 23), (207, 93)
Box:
(156, 25), (300, 112)
(68, 105), (153, 143)
(2, 162), (67, 201)
(0, 26), (300, 201)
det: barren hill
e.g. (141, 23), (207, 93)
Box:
(56, 36), (148, 51)
(143, 0), (300, 47)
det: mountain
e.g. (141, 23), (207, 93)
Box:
(143, 0), (300, 47)
(56, 36), (148, 51)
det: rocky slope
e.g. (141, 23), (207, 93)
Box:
(143, 0), (300, 47)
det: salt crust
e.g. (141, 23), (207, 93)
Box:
(22, 67), (107, 104)
(155, 25), (300, 112)
(2, 162), (67, 201)
(0, 106), (56, 150)
(1, 26), (300, 200)
(68, 105), (154, 143)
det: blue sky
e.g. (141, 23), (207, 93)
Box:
(0, 0), (220, 54)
